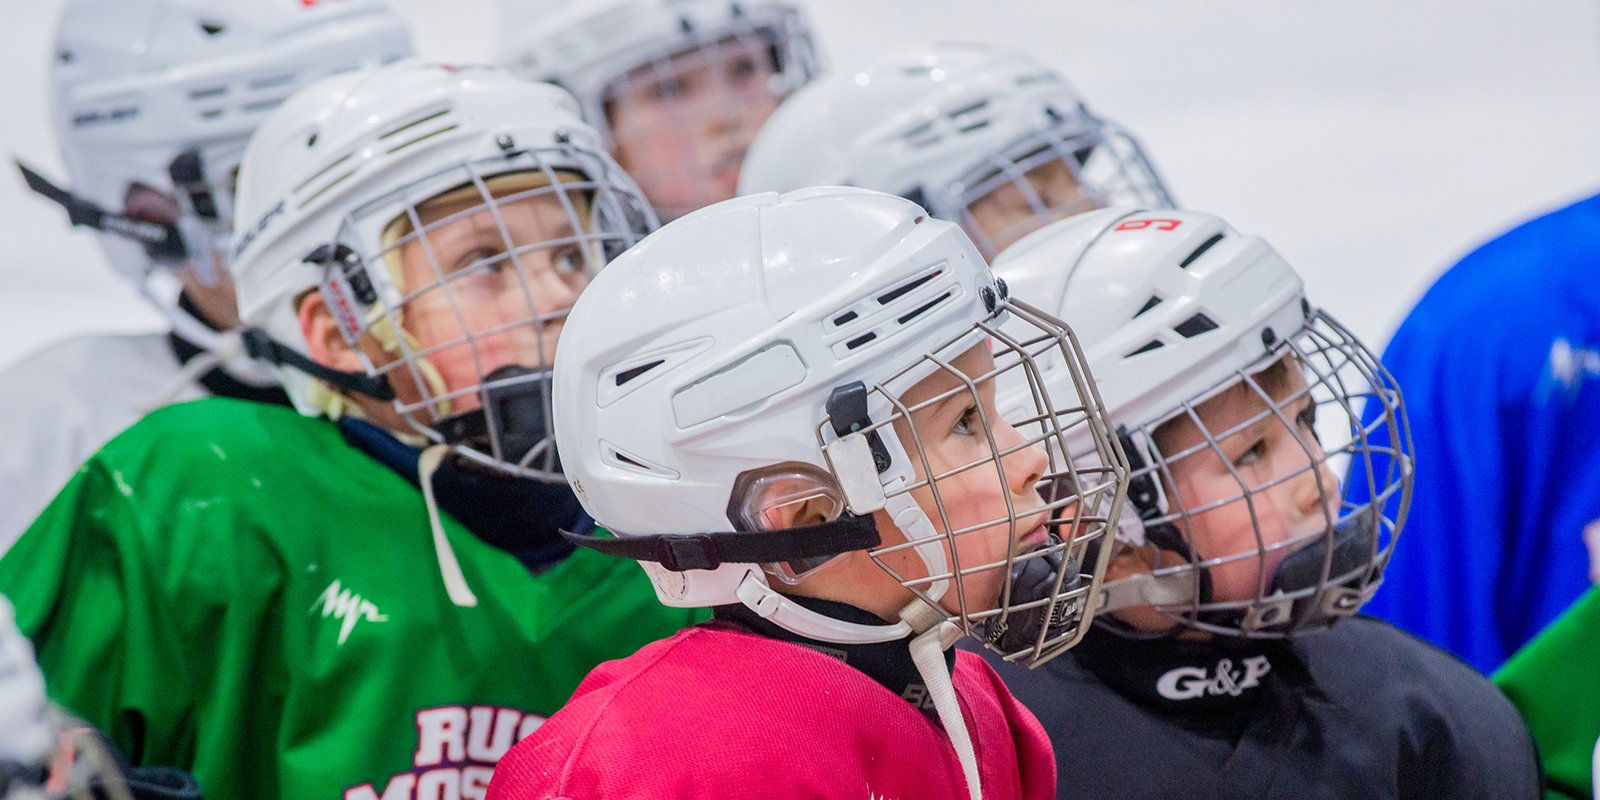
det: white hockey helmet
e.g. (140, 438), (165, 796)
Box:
(230, 60), (656, 480)
(739, 42), (1173, 260)
(35, 0), (412, 349)
(991, 208), (1414, 638)
(554, 187), (1128, 666)
(496, 0), (822, 220)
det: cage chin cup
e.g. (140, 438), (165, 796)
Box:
(978, 536), (1085, 653)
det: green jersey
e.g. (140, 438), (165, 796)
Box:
(1496, 586), (1600, 800)
(0, 397), (705, 800)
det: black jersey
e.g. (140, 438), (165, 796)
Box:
(972, 615), (1541, 799)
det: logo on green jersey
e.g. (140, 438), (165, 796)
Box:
(311, 579), (390, 645)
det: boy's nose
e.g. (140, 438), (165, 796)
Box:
(998, 422), (1049, 500)
(1291, 457), (1340, 520)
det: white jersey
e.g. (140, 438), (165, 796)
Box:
(0, 332), (203, 551)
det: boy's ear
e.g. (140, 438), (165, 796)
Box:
(297, 291), (363, 373)
(763, 494), (838, 531)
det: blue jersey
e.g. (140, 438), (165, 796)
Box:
(1347, 192), (1600, 674)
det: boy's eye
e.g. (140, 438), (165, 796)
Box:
(1296, 403), (1322, 443)
(552, 246), (586, 275)
(645, 75), (690, 101)
(1234, 439), (1266, 467)
(953, 405), (979, 437)
(453, 247), (501, 274)
(727, 55), (759, 81)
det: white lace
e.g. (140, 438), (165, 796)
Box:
(901, 599), (981, 800)
(419, 443), (479, 607)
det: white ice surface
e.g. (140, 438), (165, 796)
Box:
(1, 0), (1597, 372)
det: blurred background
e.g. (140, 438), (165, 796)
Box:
(2, 0), (1597, 369)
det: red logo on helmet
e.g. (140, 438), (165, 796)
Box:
(1114, 218), (1182, 232)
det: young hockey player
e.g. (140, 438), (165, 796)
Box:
(0, 0), (414, 551)
(738, 42), (1173, 260)
(979, 208), (1543, 799)
(0, 62), (703, 800)
(1496, 586), (1600, 800)
(496, 0), (821, 221)
(486, 186), (1130, 800)
(0, 593), (200, 800)
(1346, 194), (1600, 673)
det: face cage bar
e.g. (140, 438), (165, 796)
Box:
(327, 147), (654, 480)
(815, 297), (1129, 667)
(942, 118), (1174, 258)
(1119, 309), (1413, 639)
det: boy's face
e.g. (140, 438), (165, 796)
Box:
(123, 182), (240, 329)
(604, 33), (784, 219)
(963, 158), (1096, 259)
(875, 344), (1052, 616)
(368, 183), (591, 415)
(1148, 359), (1339, 606)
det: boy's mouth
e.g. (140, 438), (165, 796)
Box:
(1017, 522), (1050, 551)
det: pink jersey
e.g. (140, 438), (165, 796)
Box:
(487, 622), (1055, 800)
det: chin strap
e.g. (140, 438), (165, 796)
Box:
(238, 327), (397, 402)
(16, 158), (188, 262)
(559, 514), (880, 573)
(732, 572), (913, 644)
(901, 599), (981, 800)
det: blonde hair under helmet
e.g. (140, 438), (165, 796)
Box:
(305, 169), (596, 422)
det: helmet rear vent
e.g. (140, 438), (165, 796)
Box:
(877, 268), (942, 305)
(1179, 233), (1225, 269)
(832, 310), (859, 326)
(896, 291), (953, 325)
(241, 99), (287, 115)
(615, 359), (665, 386)
(1133, 295), (1163, 319)
(948, 100), (992, 134)
(249, 73), (297, 91)
(385, 124), (460, 156)
(1014, 70), (1059, 88)
(902, 121), (940, 149)
(380, 107), (452, 141)
(199, 20), (226, 36)
(1127, 340), (1164, 357)
(603, 442), (680, 479)
(190, 86), (228, 101)
(846, 332), (878, 350)
(1173, 313), (1219, 339)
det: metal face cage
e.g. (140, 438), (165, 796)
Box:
(816, 297), (1129, 667)
(316, 141), (655, 481)
(940, 115), (1174, 260)
(1113, 309), (1413, 639)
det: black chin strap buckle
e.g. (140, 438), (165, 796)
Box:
(826, 382), (892, 473)
(655, 533), (721, 572)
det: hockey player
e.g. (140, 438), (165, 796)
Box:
(0, 593), (200, 800)
(496, 0), (821, 221)
(485, 187), (1130, 800)
(0, 0), (415, 552)
(1496, 586), (1600, 800)
(0, 62), (703, 800)
(979, 208), (1542, 798)
(1345, 195), (1600, 673)
(738, 42), (1173, 260)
